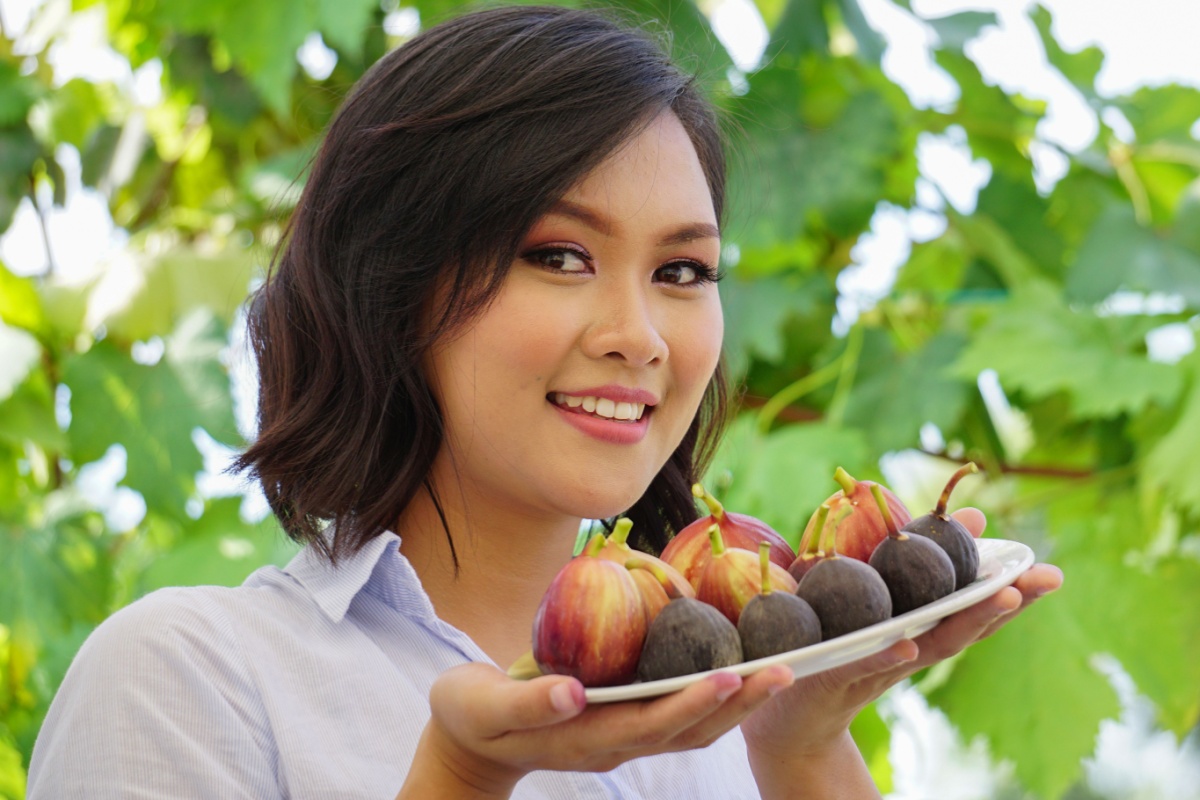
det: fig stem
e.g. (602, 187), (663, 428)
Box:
(870, 484), (900, 537)
(936, 462), (980, 515)
(692, 483), (727, 521)
(625, 556), (680, 598)
(804, 504), (830, 557)
(817, 503), (838, 555)
(582, 532), (606, 558)
(707, 523), (726, 556)
(758, 542), (772, 595)
(610, 517), (633, 546)
(833, 466), (858, 496)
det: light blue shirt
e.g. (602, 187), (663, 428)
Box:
(29, 530), (761, 798)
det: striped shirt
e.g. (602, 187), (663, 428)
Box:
(28, 530), (761, 798)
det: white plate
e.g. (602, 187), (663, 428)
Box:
(584, 537), (1035, 704)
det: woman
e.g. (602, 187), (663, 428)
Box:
(28, 6), (1062, 798)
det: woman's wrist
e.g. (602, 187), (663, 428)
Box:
(396, 721), (524, 800)
(746, 728), (881, 800)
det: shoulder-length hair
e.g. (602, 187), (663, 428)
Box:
(236, 4), (733, 564)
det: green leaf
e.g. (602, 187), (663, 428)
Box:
(101, 245), (259, 343)
(925, 10), (998, 51)
(843, 332), (970, 453)
(1114, 84), (1200, 145)
(831, 0), (884, 64)
(1030, 5), (1102, 100)
(729, 58), (911, 249)
(935, 51), (1041, 183)
(0, 727), (25, 800)
(1065, 204), (1200, 308)
(612, 0), (732, 78)
(27, 78), (107, 149)
(63, 311), (237, 517)
(0, 366), (64, 452)
(850, 700), (892, 792)
(0, 59), (42, 127)
(954, 283), (1184, 419)
(0, 127), (39, 235)
(764, 0), (829, 63)
(0, 261), (48, 337)
(1142, 351), (1200, 513)
(926, 589), (1119, 800)
(139, 497), (296, 592)
(720, 273), (830, 377)
(314, 0), (379, 56)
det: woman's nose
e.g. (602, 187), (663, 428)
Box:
(579, 281), (669, 366)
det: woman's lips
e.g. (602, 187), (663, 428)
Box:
(549, 397), (652, 444)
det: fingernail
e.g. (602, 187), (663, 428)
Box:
(550, 681), (585, 714)
(711, 672), (742, 702)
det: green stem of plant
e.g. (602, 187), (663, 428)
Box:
(707, 523), (725, 556)
(756, 357), (844, 434)
(826, 323), (864, 429)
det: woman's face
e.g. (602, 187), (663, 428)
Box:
(428, 111), (724, 524)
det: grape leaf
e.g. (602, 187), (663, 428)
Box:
(63, 311), (236, 518)
(925, 10), (998, 51)
(1065, 203), (1200, 308)
(1142, 351), (1200, 513)
(953, 282), (1184, 419)
(926, 585), (1119, 800)
(843, 332), (970, 453)
(1030, 5), (1103, 101)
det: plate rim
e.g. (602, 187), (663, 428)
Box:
(583, 537), (1035, 703)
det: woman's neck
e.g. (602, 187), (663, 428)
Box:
(395, 480), (581, 670)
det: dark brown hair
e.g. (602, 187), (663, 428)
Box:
(236, 4), (732, 563)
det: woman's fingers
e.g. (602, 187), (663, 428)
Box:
(430, 663), (586, 741)
(951, 506), (987, 538)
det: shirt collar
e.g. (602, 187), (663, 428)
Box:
(285, 530), (407, 622)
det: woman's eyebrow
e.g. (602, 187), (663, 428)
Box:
(547, 199), (721, 245)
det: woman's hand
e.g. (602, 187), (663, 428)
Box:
(740, 509), (1063, 782)
(400, 657), (796, 798)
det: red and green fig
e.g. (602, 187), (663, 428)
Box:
(867, 484), (956, 615)
(901, 462), (981, 591)
(739, 542), (822, 661)
(800, 467), (912, 563)
(661, 483), (796, 589)
(625, 554), (694, 623)
(597, 518), (695, 613)
(695, 524), (797, 626)
(532, 533), (648, 687)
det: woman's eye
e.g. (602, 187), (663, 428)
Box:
(655, 261), (718, 286)
(526, 248), (590, 273)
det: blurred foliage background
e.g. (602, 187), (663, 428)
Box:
(2, 0), (1199, 797)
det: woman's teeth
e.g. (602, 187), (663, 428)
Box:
(553, 393), (647, 421)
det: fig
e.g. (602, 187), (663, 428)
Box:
(636, 596), (743, 682)
(661, 483), (796, 589)
(695, 524), (797, 626)
(598, 518), (695, 616)
(795, 512), (892, 641)
(901, 462), (981, 590)
(800, 467), (912, 563)
(625, 554), (693, 623)
(739, 542), (822, 661)
(867, 484), (956, 615)
(531, 533), (648, 687)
